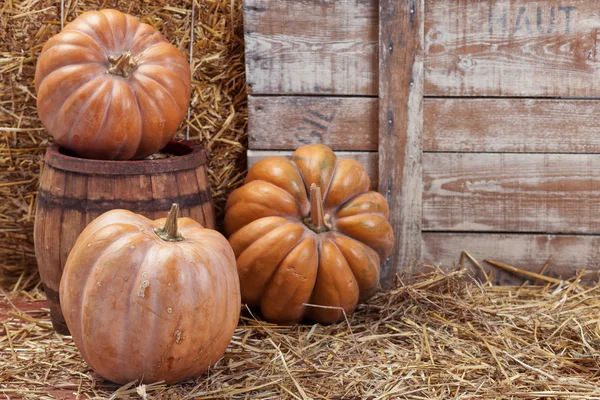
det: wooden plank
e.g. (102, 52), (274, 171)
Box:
(59, 173), (87, 271)
(244, 0), (378, 95)
(195, 167), (216, 229)
(378, 0), (424, 285)
(151, 173), (181, 220)
(176, 169), (207, 225)
(425, 0), (600, 97)
(423, 153), (600, 233)
(424, 99), (600, 153)
(85, 176), (115, 226)
(247, 150), (378, 190)
(422, 233), (600, 284)
(248, 96), (378, 151)
(117, 174), (153, 218)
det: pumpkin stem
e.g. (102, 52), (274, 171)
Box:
(154, 204), (184, 242)
(303, 184), (332, 233)
(310, 184), (325, 229)
(107, 50), (138, 78)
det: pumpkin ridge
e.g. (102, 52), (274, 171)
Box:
(138, 246), (187, 378)
(260, 235), (318, 323)
(125, 16), (142, 51)
(35, 63), (103, 98)
(136, 64), (190, 98)
(64, 79), (112, 150)
(68, 18), (109, 54)
(320, 158), (339, 208)
(48, 75), (106, 142)
(133, 40), (167, 60)
(325, 235), (361, 296)
(204, 247), (234, 370)
(175, 236), (238, 381)
(129, 80), (166, 150)
(123, 242), (174, 380)
(41, 32), (104, 56)
(128, 81), (144, 159)
(135, 72), (185, 115)
(139, 59), (191, 75)
(307, 235), (360, 322)
(86, 80), (116, 156)
(38, 43), (104, 70)
(329, 233), (380, 300)
(73, 229), (143, 371)
(293, 161), (311, 216)
(237, 223), (306, 305)
(261, 231), (316, 310)
(102, 11), (120, 54)
(121, 11), (130, 51)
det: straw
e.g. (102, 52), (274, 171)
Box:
(1, 266), (600, 399)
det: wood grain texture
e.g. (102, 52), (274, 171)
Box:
(423, 153), (600, 233)
(248, 96), (378, 151)
(424, 99), (600, 153)
(176, 169), (207, 225)
(118, 175), (153, 218)
(195, 167), (216, 229)
(85, 176), (116, 226)
(151, 173), (181, 220)
(423, 233), (600, 284)
(34, 166), (67, 332)
(244, 0), (378, 95)
(59, 172), (87, 271)
(379, 0), (424, 285)
(247, 150), (378, 190)
(425, 0), (600, 96)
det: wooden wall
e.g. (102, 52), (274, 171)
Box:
(244, 0), (600, 285)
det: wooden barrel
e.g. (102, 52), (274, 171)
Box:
(34, 141), (215, 334)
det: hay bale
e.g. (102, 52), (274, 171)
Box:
(0, 0), (247, 289)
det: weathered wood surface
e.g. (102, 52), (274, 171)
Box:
(378, 0), (424, 284)
(244, 0), (378, 95)
(425, 0), (600, 97)
(247, 150), (378, 189)
(244, 0), (600, 97)
(423, 233), (600, 284)
(424, 99), (600, 153)
(34, 166), (68, 333)
(249, 97), (600, 153)
(423, 153), (600, 233)
(248, 96), (378, 150)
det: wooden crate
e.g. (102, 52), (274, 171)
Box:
(243, 0), (600, 285)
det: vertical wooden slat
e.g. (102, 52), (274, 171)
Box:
(59, 172), (87, 271)
(195, 167), (216, 229)
(151, 173), (181, 220)
(378, 0), (424, 285)
(85, 176), (115, 226)
(34, 166), (67, 331)
(117, 175), (153, 218)
(176, 169), (207, 225)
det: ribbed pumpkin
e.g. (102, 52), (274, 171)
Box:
(60, 205), (240, 384)
(35, 9), (191, 160)
(224, 144), (394, 324)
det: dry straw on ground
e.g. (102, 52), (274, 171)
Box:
(0, 0), (247, 290)
(1, 264), (600, 399)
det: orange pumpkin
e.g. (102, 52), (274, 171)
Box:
(35, 9), (191, 160)
(60, 204), (240, 384)
(224, 144), (394, 324)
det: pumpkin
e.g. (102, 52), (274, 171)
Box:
(224, 144), (394, 324)
(35, 9), (191, 160)
(60, 204), (240, 384)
